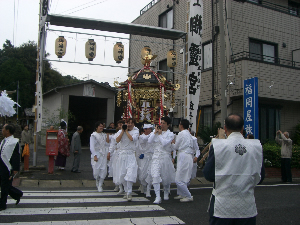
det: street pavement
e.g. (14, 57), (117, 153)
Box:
(3, 145), (299, 224)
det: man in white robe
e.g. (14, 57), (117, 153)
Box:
(107, 120), (125, 193)
(90, 122), (108, 192)
(171, 119), (195, 202)
(115, 118), (139, 201)
(138, 124), (154, 197)
(203, 113), (265, 225)
(148, 116), (175, 204)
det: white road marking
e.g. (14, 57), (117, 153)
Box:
(0, 216), (185, 225)
(21, 192), (137, 197)
(0, 205), (164, 216)
(7, 197), (149, 204)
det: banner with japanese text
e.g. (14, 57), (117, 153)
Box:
(243, 77), (258, 138)
(186, 0), (203, 132)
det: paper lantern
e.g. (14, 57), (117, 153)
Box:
(85, 39), (96, 61)
(113, 42), (124, 63)
(55, 36), (67, 58)
(167, 49), (177, 67)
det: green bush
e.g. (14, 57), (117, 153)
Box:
(263, 142), (300, 168)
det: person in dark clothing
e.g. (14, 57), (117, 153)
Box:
(0, 124), (23, 211)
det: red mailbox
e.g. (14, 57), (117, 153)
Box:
(46, 130), (58, 174)
(46, 130), (58, 156)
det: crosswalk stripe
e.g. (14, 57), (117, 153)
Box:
(7, 197), (149, 204)
(0, 205), (164, 216)
(22, 192), (138, 197)
(0, 216), (185, 225)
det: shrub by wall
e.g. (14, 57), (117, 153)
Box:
(263, 143), (300, 168)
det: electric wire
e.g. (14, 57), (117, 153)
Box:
(58, 0), (99, 14)
(65, 0), (109, 15)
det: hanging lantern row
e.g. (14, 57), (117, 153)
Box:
(54, 38), (177, 68)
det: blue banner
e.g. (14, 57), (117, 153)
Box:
(243, 77), (258, 139)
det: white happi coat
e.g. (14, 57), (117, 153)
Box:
(212, 132), (263, 218)
(148, 130), (175, 185)
(0, 136), (19, 171)
(172, 130), (195, 183)
(191, 136), (200, 179)
(138, 133), (154, 185)
(90, 132), (107, 179)
(115, 127), (139, 183)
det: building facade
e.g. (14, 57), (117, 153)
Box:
(42, 80), (116, 145)
(129, 0), (300, 142)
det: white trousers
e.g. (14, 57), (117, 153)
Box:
(176, 181), (191, 198)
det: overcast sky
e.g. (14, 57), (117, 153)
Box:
(0, 0), (152, 85)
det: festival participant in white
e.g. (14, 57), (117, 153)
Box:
(148, 116), (175, 204)
(107, 120), (125, 193)
(90, 122), (108, 192)
(171, 119), (195, 202)
(115, 118), (139, 201)
(138, 124), (154, 197)
(203, 113), (265, 225)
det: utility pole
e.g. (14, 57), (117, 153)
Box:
(33, 0), (48, 166)
(218, 0), (227, 124)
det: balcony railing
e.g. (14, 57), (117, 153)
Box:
(140, 0), (161, 15)
(230, 51), (300, 69)
(243, 0), (300, 17)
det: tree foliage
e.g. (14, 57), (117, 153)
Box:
(0, 40), (82, 115)
(197, 122), (222, 144)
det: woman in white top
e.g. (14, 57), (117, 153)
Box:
(90, 121), (109, 192)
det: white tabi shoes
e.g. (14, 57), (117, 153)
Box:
(127, 194), (132, 201)
(97, 186), (103, 193)
(180, 196), (193, 202)
(153, 197), (162, 204)
(117, 189), (125, 195)
(113, 185), (119, 192)
(174, 195), (183, 200)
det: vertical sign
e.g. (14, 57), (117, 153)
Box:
(186, 0), (203, 132)
(243, 77), (258, 138)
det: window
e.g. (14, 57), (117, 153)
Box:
(158, 59), (173, 82)
(200, 107), (212, 128)
(289, 1), (300, 15)
(249, 39), (277, 63)
(203, 42), (212, 70)
(259, 105), (280, 143)
(159, 9), (173, 29)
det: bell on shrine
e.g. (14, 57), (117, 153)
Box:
(85, 39), (96, 61)
(113, 42), (124, 63)
(167, 49), (177, 67)
(55, 36), (67, 58)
